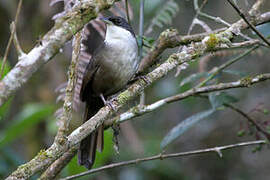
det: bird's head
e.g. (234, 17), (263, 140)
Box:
(101, 16), (136, 40)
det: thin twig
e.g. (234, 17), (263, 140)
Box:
(227, 0), (270, 47)
(225, 103), (270, 140)
(188, 0), (208, 35)
(125, 0), (130, 24)
(139, 0), (145, 105)
(60, 140), (267, 180)
(10, 22), (24, 57)
(138, 0), (144, 59)
(0, 0), (23, 79)
(194, 0), (251, 41)
(138, 10), (270, 74)
(197, 45), (259, 87)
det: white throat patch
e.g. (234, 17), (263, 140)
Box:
(105, 24), (136, 45)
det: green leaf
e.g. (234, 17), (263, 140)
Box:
(142, 36), (155, 48)
(0, 59), (11, 80)
(209, 92), (238, 109)
(180, 72), (208, 86)
(161, 109), (216, 149)
(263, 109), (269, 115)
(255, 22), (270, 37)
(0, 103), (55, 148)
(0, 98), (13, 123)
(237, 129), (246, 137)
(148, 0), (180, 30)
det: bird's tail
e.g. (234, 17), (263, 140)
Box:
(78, 98), (104, 169)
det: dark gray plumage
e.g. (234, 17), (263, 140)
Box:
(78, 16), (139, 169)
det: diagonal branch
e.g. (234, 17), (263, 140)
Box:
(61, 140), (267, 180)
(227, 0), (270, 47)
(6, 9), (270, 180)
(0, 0), (23, 79)
(105, 73), (270, 125)
(225, 104), (270, 140)
(138, 11), (270, 74)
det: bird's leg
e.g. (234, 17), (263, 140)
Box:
(128, 74), (150, 85)
(100, 93), (116, 111)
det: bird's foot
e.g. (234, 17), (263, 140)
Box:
(100, 94), (117, 111)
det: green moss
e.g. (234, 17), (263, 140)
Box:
(160, 29), (178, 41)
(240, 76), (253, 87)
(118, 91), (131, 104)
(191, 52), (200, 59)
(15, 164), (32, 178)
(168, 53), (179, 63)
(131, 106), (142, 116)
(38, 149), (52, 160)
(205, 34), (220, 50)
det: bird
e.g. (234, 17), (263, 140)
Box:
(78, 16), (139, 169)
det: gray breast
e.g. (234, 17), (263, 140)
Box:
(92, 33), (138, 96)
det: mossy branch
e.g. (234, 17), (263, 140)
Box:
(0, 0), (119, 107)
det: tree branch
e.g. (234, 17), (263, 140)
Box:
(61, 140), (267, 180)
(0, 0), (119, 107)
(54, 32), (82, 144)
(197, 45), (259, 87)
(138, 7), (270, 74)
(38, 32), (82, 180)
(6, 9), (270, 180)
(0, 0), (23, 79)
(39, 146), (78, 180)
(105, 73), (270, 125)
(227, 0), (270, 47)
(225, 104), (270, 140)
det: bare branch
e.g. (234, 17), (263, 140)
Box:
(125, 0), (130, 24)
(0, 0), (23, 79)
(10, 22), (25, 58)
(105, 73), (270, 125)
(227, 0), (270, 46)
(197, 45), (259, 87)
(225, 104), (270, 140)
(138, 11), (270, 74)
(61, 140), (267, 180)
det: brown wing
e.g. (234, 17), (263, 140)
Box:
(79, 42), (105, 102)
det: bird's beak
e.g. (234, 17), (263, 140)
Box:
(100, 17), (113, 25)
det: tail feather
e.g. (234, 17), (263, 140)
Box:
(78, 98), (104, 169)
(97, 126), (104, 152)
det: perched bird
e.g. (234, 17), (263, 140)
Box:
(78, 16), (139, 169)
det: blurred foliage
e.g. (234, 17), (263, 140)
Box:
(0, 0), (270, 180)
(255, 22), (270, 37)
(161, 108), (216, 149)
(0, 103), (55, 148)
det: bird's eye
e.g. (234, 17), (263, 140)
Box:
(114, 19), (121, 24)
